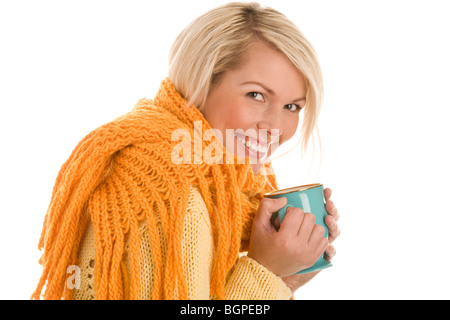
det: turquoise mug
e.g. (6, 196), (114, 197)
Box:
(264, 183), (332, 274)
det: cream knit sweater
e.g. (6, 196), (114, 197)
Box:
(73, 186), (292, 300)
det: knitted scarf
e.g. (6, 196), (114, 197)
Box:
(32, 78), (278, 300)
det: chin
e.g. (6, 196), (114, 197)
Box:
(250, 163), (263, 175)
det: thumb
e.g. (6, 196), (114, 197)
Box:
(255, 197), (287, 226)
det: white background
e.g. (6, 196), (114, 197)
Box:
(1, 0), (449, 300)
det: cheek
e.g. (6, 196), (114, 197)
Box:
(220, 99), (255, 130)
(280, 116), (300, 144)
(203, 95), (233, 129)
(231, 107), (256, 129)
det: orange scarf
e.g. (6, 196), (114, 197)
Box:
(32, 78), (278, 300)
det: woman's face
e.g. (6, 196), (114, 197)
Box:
(202, 41), (307, 174)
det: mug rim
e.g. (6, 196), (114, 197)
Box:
(264, 183), (323, 197)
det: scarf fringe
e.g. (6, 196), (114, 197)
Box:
(32, 78), (277, 300)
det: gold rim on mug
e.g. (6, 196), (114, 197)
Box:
(264, 183), (323, 197)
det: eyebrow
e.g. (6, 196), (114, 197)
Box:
(239, 81), (306, 102)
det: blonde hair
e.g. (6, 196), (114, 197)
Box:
(168, 1), (323, 154)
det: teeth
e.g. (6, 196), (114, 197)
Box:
(236, 135), (268, 153)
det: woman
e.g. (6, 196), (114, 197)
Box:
(32, 2), (340, 300)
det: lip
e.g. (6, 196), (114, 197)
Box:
(233, 132), (269, 160)
(233, 132), (271, 147)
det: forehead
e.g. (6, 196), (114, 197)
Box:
(228, 41), (307, 96)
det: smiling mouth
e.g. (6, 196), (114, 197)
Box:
(234, 133), (269, 159)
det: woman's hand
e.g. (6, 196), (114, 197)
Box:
(323, 187), (340, 260)
(247, 197), (329, 278)
(281, 187), (341, 293)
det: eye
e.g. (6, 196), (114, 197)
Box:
(284, 104), (302, 112)
(247, 92), (264, 102)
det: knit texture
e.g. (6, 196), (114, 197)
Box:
(73, 186), (292, 300)
(225, 256), (292, 299)
(32, 78), (279, 300)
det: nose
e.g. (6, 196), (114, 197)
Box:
(256, 109), (283, 144)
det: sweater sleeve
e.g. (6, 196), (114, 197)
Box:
(224, 256), (293, 299)
(73, 185), (291, 299)
(186, 186), (292, 300)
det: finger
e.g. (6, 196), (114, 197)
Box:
(324, 244), (336, 262)
(324, 188), (332, 202)
(257, 197), (287, 218)
(270, 213), (280, 231)
(297, 212), (316, 242)
(308, 224), (326, 245)
(279, 207), (304, 235)
(314, 237), (329, 259)
(326, 217), (339, 235)
(325, 200), (340, 221)
(325, 215), (340, 243)
(255, 197), (288, 230)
